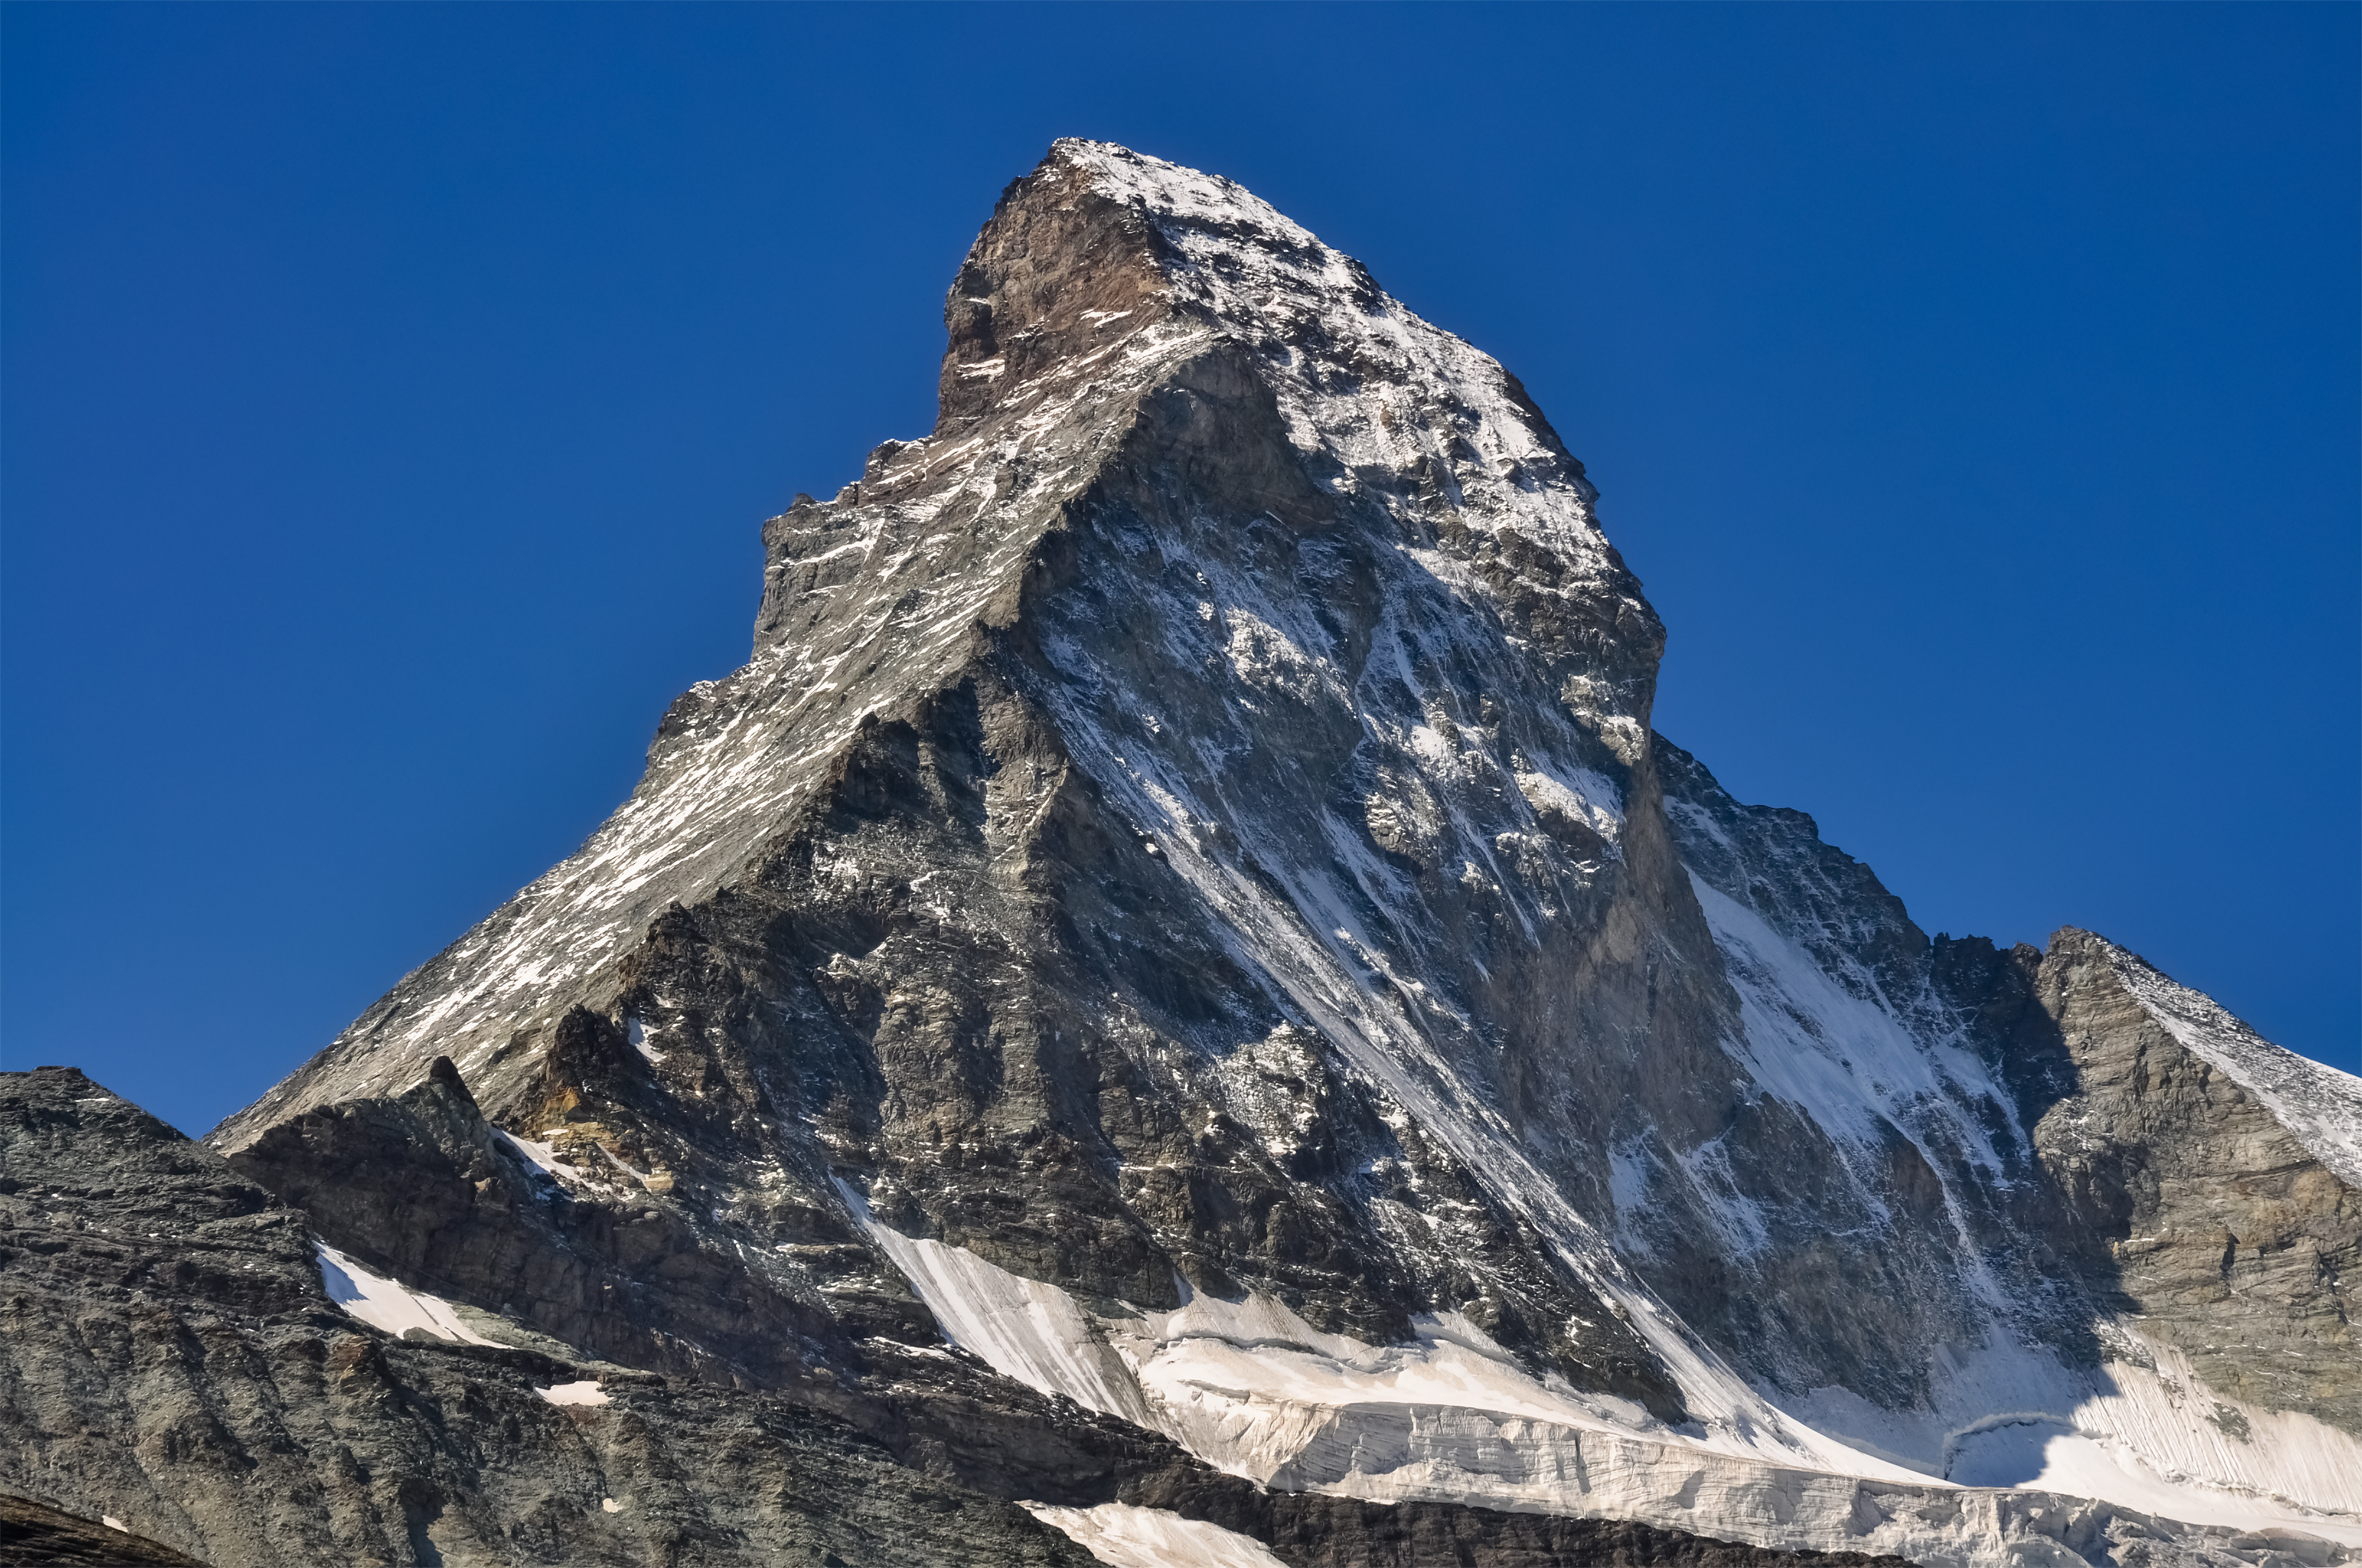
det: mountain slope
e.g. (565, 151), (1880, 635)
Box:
(7, 1066), (1942, 1568)
(170, 140), (2362, 1567)
(1658, 741), (2362, 1518)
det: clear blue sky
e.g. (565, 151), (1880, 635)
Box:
(5, 3), (2355, 1133)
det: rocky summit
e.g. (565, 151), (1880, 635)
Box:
(5, 139), (2357, 1568)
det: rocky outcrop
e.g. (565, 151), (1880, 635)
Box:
(1118, 1477), (1918, 1568)
(0, 1066), (1115, 1567)
(2020, 933), (2360, 1429)
(2, 1497), (214, 1567)
(226, 1046), (875, 1389)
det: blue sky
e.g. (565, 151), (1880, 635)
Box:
(5, 3), (2354, 1133)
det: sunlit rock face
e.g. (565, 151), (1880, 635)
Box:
(171, 141), (2362, 1567)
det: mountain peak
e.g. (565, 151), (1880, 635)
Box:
(929, 140), (1628, 593)
(219, 142), (1665, 1149)
(178, 145), (2362, 1568)
(1045, 137), (1317, 242)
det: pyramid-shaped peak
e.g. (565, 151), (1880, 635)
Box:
(941, 140), (1594, 553)
(970, 137), (1375, 329)
(224, 133), (1663, 1158)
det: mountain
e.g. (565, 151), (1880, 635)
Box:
(7, 139), (2357, 1568)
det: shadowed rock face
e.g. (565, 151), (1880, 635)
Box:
(2, 1497), (213, 1567)
(2018, 932), (2361, 1429)
(42, 139), (2349, 1564)
(1655, 742), (2361, 1427)
(1646, 739), (2125, 1402)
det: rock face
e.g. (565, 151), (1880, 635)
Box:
(220, 136), (1721, 1423)
(0, 1066), (1110, 1567)
(1654, 744), (2361, 1510)
(9, 141), (2359, 1567)
(2018, 933), (2361, 1429)
(2, 1497), (213, 1568)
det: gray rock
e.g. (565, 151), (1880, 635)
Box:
(1658, 736), (2359, 1444)
(210, 135), (1705, 1422)
(2, 1495), (213, 1567)
(1, 1065), (1110, 1567)
(2021, 932), (2359, 1429)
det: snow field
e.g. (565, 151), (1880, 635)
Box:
(1022, 1502), (1288, 1568)
(848, 1195), (2362, 1565)
(316, 1243), (500, 1347)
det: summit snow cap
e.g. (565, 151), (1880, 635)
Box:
(1049, 136), (1329, 254)
(935, 139), (1645, 608)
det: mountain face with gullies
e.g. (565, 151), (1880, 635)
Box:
(6, 140), (2358, 1568)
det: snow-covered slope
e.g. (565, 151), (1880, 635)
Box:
(1658, 741), (2361, 1547)
(846, 1196), (2362, 1563)
(1023, 1502), (1290, 1568)
(315, 1242), (500, 1346)
(2109, 946), (2362, 1190)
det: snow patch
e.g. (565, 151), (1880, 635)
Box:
(1022, 1502), (1287, 1568)
(537, 1380), (610, 1407)
(317, 1243), (500, 1346)
(1514, 758), (1625, 847)
(495, 1129), (611, 1194)
(2058, 1332), (2362, 1532)
(1791, 1330), (2362, 1540)
(834, 1178), (1153, 1423)
(626, 1016), (667, 1066)
(1207, 1061), (2359, 1550)
(1690, 872), (2005, 1177)
(839, 1196), (2006, 1556)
